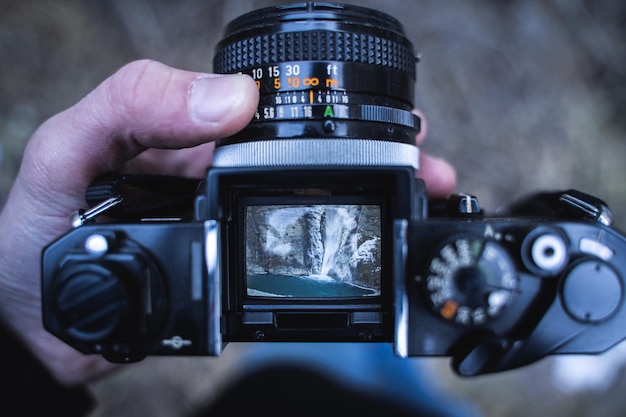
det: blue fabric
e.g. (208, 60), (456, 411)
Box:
(238, 342), (483, 417)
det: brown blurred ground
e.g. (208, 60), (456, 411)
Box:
(1, 1), (626, 416)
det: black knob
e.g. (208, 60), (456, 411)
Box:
(55, 263), (129, 343)
(424, 235), (519, 326)
(561, 259), (622, 323)
(446, 193), (481, 216)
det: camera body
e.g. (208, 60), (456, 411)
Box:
(40, 2), (626, 376)
(402, 211), (626, 375)
(42, 166), (422, 360)
(42, 165), (626, 375)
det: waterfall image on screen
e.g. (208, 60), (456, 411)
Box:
(245, 205), (382, 298)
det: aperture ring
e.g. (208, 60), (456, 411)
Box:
(254, 104), (419, 128)
(214, 30), (416, 78)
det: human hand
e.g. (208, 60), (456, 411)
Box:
(0, 59), (454, 387)
(414, 109), (457, 199)
(0, 60), (259, 385)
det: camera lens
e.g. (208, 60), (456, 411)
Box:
(212, 2), (420, 168)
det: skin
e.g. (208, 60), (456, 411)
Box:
(0, 60), (456, 386)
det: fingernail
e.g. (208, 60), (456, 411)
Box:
(188, 74), (250, 123)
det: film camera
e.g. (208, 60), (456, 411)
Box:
(41, 3), (626, 376)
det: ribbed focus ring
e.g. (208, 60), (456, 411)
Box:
(214, 30), (416, 78)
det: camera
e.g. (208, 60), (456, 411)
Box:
(41, 2), (626, 376)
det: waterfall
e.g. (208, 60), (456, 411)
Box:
(319, 206), (358, 281)
(247, 204), (382, 296)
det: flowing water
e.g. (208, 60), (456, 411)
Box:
(246, 204), (381, 297)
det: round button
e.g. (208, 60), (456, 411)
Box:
(561, 259), (622, 323)
(531, 234), (568, 273)
(522, 228), (569, 276)
(84, 234), (109, 255)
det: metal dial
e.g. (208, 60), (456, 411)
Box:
(425, 236), (518, 326)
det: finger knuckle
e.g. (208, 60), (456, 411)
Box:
(105, 59), (173, 123)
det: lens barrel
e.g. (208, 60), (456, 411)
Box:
(212, 2), (420, 168)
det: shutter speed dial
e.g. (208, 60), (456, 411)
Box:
(424, 236), (519, 326)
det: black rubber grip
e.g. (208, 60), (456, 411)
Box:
(214, 30), (416, 78)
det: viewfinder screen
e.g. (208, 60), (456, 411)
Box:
(245, 204), (382, 298)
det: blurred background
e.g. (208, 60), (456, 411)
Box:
(2, 0), (626, 416)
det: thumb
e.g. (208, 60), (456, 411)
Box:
(22, 59), (258, 205)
